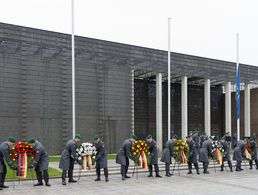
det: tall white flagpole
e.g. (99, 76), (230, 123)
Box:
(236, 33), (240, 141)
(71, 0), (76, 138)
(168, 18), (171, 140)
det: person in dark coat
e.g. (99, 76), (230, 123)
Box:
(0, 136), (17, 189)
(192, 131), (200, 154)
(247, 137), (258, 169)
(93, 135), (109, 182)
(220, 136), (233, 172)
(146, 135), (161, 178)
(27, 139), (51, 186)
(233, 140), (246, 171)
(116, 134), (137, 180)
(199, 135), (212, 174)
(186, 135), (200, 175)
(232, 133), (237, 149)
(59, 133), (82, 185)
(161, 135), (177, 177)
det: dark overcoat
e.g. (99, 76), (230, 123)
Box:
(233, 140), (245, 162)
(116, 139), (133, 166)
(94, 141), (108, 168)
(199, 140), (212, 163)
(250, 140), (257, 160)
(187, 139), (198, 164)
(30, 141), (49, 171)
(161, 140), (174, 164)
(59, 139), (79, 170)
(146, 139), (158, 165)
(0, 141), (16, 173)
(220, 140), (231, 161)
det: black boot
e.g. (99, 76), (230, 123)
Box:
(220, 165), (224, 172)
(228, 161), (233, 172)
(148, 165), (153, 177)
(194, 163), (200, 175)
(249, 160), (253, 169)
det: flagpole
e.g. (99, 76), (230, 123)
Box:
(236, 33), (240, 141)
(71, 0), (76, 138)
(168, 18), (171, 140)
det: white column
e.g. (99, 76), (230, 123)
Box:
(181, 76), (188, 139)
(225, 82), (232, 136)
(244, 83), (251, 137)
(204, 79), (211, 136)
(156, 73), (163, 152)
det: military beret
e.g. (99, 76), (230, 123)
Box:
(75, 133), (81, 139)
(94, 134), (100, 140)
(8, 136), (16, 143)
(27, 138), (36, 143)
(146, 134), (152, 139)
(186, 134), (192, 138)
(131, 134), (138, 140)
(171, 135), (178, 139)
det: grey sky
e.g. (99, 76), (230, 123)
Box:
(0, 0), (258, 66)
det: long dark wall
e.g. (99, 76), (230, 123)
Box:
(134, 79), (224, 146)
(0, 23), (132, 154)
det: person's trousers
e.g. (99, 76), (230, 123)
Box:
(121, 157), (129, 177)
(203, 162), (209, 173)
(148, 164), (159, 175)
(236, 161), (242, 170)
(96, 162), (108, 178)
(221, 160), (233, 171)
(35, 165), (49, 183)
(188, 162), (199, 172)
(0, 163), (6, 186)
(62, 159), (75, 182)
(165, 163), (170, 175)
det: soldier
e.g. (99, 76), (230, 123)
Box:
(220, 134), (233, 172)
(192, 131), (200, 154)
(248, 137), (258, 170)
(233, 139), (246, 171)
(27, 138), (51, 186)
(59, 133), (82, 185)
(186, 135), (200, 175)
(93, 135), (109, 182)
(199, 135), (212, 174)
(145, 135), (162, 178)
(161, 135), (177, 177)
(232, 132), (237, 149)
(116, 134), (137, 181)
(0, 136), (17, 189)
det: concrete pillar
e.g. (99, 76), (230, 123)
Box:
(204, 79), (211, 136)
(181, 76), (188, 139)
(244, 83), (251, 137)
(225, 82), (232, 136)
(131, 69), (134, 133)
(156, 73), (162, 151)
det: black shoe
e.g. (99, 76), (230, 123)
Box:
(33, 182), (43, 187)
(45, 182), (51, 187)
(68, 179), (77, 183)
(0, 185), (9, 188)
(219, 169), (224, 172)
(105, 177), (109, 182)
(169, 173), (173, 176)
(156, 174), (162, 178)
(249, 167), (253, 170)
(62, 181), (67, 185)
(94, 178), (101, 181)
(230, 170), (233, 172)
(187, 171), (193, 174)
(147, 174), (153, 177)
(122, 176), (125, 181)
(125, 175), (131, 179)
(197, 172), (200, 175)
(235, 168), (241, 171)
(165, 174), (171, 177)
(203, 171), (209, 174)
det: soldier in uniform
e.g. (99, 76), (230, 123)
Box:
(233, 139), (246, 171)
(186, 135), (200, 175)
(220, 134), (233, 172)
(146, 135), (162, 178)
(59, 133), (82, 185)
(93, 135), (109, 182)
(0, 136), (17, 189)
(199, 135), (212, 174)
(27, 138), (51, 186)
(161, 135), (177, 177)
(248, 137), (258, 170)
(192, 131), (200, 154)
(116, 134), (137, 180)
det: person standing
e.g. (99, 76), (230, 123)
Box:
(59, 133), (82, 185)
(146, 135), (162, 178)
(192, 131), (200, 154)
(161, 135), (177, 177)
(220, 136), (233, 172)
(233, 139), (246, 171)
(116, 134), (137, 180)
(248, 137), (258, 170)
(93, 135), (109, 182)
(186, 135), (200, 175)
(0, 136), (17, 189)
(199, 135), (212, 174)
(27, 138), (51, 186)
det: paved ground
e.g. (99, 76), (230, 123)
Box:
(2, 168), (258, 195)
